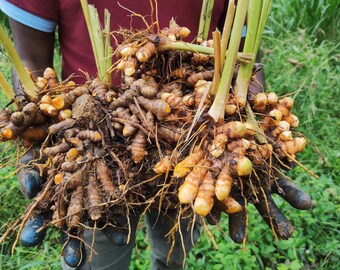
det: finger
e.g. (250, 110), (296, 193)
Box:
(273, 175), (312, 210)
(18, 146), (45, 199)
(102, 226), (128, 246)
(228, 197), (246, 244)
(18, 169), (42, 199)
(20, 215), (46, 247)
(254, 190), (294, 240)
(61, 230), (84, 268)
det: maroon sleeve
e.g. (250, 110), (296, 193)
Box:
(5, 0), (227, 83)
(7, 0), (59, 22)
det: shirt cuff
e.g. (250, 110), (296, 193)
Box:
(0, 0), (57, 33)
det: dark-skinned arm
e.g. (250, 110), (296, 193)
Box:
(9, 18), (55, 198)
(208, 21), (311, 242)
(7, 18), (86, 267)
(9, 18), (55, 101)
(9, 18), (128, 267)
(8, 19), (56, 239)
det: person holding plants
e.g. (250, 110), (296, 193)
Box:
(0, 0), (312, 269)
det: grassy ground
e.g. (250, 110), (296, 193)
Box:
(0, 1), (339, 269)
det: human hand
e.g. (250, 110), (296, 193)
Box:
(20, 215), (84, 268)
(20, 215), (129, 267)
(229, 58), (312, 241)
(216, 174), (311, 243)
(18, 146), (45, 199)
(17, 147), (128, 267)
(17, 146), (84, 267)
(251, 174), (312, 240)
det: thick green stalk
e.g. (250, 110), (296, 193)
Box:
(234, 0), (272, 106)
(89, 5), (105, 79)
(0, 24), (38, 101)
(210, 30), (221, 96)
(208, 0), (250, 123)
(0, 70), (18, 109)
(198, 0), (215, 41)
(246, 103), (267, 144)
(104, 9), (113, 84)
(158, 39), (252, 62)
(220, 0), (236, 68)
(105, 47), (113, 84)
(253, 0), (272, 60)
(81, 0), (98, 72)
(203, 0), (215, 39)
(198, 0), (208, 40)
(159, 40), (213, 54)
(81, 0), (112, 82)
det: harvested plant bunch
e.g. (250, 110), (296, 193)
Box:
(0, 17), (313, 255)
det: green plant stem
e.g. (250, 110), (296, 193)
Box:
(208, 0), (250, 123)
(158, 39), (253, 62)
(253, 0), (272, 59)
(160, 39), (213, 53)
(198, 0), (208, 40)
(104, 9), (113, 84)
(246, 103), (267, 144)
(89, 5), (105, 79)
(81, 0), (112, 82)
(0, 24), (37, 101)
(80, 0), (97, 71)
(0, 70), (17, 109)
(235, 0), (272, 106)
(198, 0), (215, 40)
(210, 30), (221, 95)
(220, 0), (236, 68)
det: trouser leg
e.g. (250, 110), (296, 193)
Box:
(61, 214), (139, 270)
(145, 210), (201, 270)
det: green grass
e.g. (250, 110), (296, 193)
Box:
(1, 3), (339, 270)
(268, 0), (340, 41)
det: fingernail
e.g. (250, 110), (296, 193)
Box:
(20, 215), (46, 247)
(229, 211), (246, 244)
(63, 238), (83, 268)
(24, 171), (41, 199)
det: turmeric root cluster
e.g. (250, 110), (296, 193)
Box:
(0, 24), (309, 247)
(112, 30), (307, 223)
(254, 93), (307, 160)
